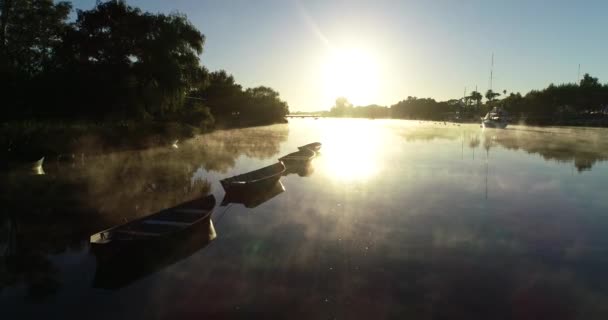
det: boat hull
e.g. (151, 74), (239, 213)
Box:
(92, 218), (216, 289)
(90, 195), (216, 255)
(221, 173), (282, 193)
(297, 142), (322, 152)
(482, 120), (508, 129)
(220, 162), (286, 193)
(279, 148), (315, 164)
(90, 215), (213, 258)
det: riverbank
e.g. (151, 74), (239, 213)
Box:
(1, 118), (287, 164)
(289, 114), (608, 127)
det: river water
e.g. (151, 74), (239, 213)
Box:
(2, 119), (608, 319)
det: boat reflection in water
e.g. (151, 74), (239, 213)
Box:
(92, 217), (216, 289)
(283, 161), (315, 177)
(221, 180), (285, 208)
(91, 195), (217, 290)
(279, 143), (319, 177)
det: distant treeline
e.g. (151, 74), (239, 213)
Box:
(0, 0), (288, 128)
(324, 75), (608, 125)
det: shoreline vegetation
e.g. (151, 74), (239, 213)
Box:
(1, 1), (288, 162)
(294, 74), (608, 127)
(3, 2), (608, 164)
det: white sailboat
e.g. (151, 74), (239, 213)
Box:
(482, 107), (509, 129)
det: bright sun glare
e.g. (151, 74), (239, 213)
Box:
(318, 120), (384, 181)
(323, 48), (381, 106)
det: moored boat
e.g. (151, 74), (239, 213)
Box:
(93, 218), (216, 289)
(481, 107), (509, 129)
(220, 162), (286, 192)
(3, 156), (45, 174)
(90, 194), (216, 254)
(298, 142), (322, 152)
(28, 156), (45, 175)
(278, 148), (315, 164)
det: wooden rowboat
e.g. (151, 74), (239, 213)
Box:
(3, 156), (45, 174)
(220, 162), (285, 192)
(90, 194), (216, 252)
(298, 142), (322, 152)
(93, 219), (217, 289)
(278, 148), (315, 163)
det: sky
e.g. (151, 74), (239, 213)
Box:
(70, 0), (608, 111)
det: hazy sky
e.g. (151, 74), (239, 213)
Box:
(71, 0), (608, 111)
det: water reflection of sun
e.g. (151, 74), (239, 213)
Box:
(319, 120), (384, 181)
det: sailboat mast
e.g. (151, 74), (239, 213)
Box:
(489, 53), (494, 91)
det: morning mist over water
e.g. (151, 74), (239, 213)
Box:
(3, 119), (608, 319)
(3, 0), (608, 318)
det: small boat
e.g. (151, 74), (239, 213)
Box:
(3, 156), (45, 174)
(221, 180), (285, 208)
(90, 194), (216, 253)
(298, 142), (322, 152)
(220, 162), (286, 192)
(93, 219), (216, 289)
(278, 148), (315, 164)
(28, 156), (45, 175)
(482, 107), (509, 129)
(31, 157), (45, 169)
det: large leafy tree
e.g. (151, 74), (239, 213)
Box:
(244, 86), (289, 121)
(1, 0), (72, 118)
(61, 0), (206, 118)
(0, 0), (71, 76)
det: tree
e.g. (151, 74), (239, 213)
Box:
(244, 86), (289, 122)
(40, 0), (208, 119)
(0, 0), (71, 76)
(330, 97), (353, 116)
(192, 70), (288, 126)
(470, 91), (483, 108)
(390, 96), (449, 120)
(195, 70), (243, 119)
(1, 0), (72, 119)
(0, 0), (12, 50)
(485, 89), (500, 103)
(580, 73), (600, 88)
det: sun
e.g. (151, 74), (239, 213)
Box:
(317, 119), (384, 182)
(322, 48), (380, 106)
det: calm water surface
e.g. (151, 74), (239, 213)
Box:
(2, 119), (608, 319)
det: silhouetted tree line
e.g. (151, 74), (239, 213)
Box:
(391, 97), (459, 121)
(495, 74), (608, 124)
(391, 76), (608, 123)
(326, 75), (608, 125)
(188, 70), (288, 127)
(0, 0), (288, 127)
(328, 97), (390, 118)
